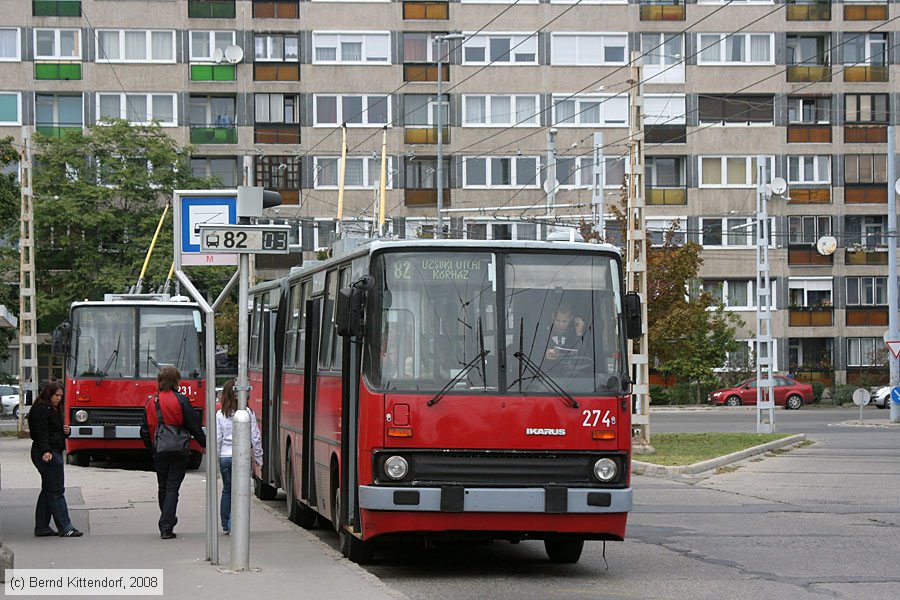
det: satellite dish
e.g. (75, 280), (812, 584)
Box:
(224, 45), (244, 65)
(770, 177), (787, 195)
(816, 236), (837, 256)
(213, 48), (225, 64)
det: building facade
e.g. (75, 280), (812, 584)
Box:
(1, 0), (898, 384)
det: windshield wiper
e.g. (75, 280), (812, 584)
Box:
(512, 351), (578, 409)
(427, 349), (490, 407)
(96, 332), (122, 385)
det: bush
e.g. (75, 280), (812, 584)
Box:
(649, 384), (668, 406)
(830, 384), (856, 405)
(810, 382), (825, 404)
(666, 383), (697, 405)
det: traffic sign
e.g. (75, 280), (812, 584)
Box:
(852, 388), (871, 406)
(199, 224), (291, 254)
(883, 331), (900, 358)
(891, 387), (900, 405)
(173, 191), (239, 266)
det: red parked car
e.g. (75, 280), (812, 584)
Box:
(708, 377), (813, 410)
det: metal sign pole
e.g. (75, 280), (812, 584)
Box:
(230, 252), (251, 571)
(887, 126), (900, 423)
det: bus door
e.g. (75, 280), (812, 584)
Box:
(301, 297), (322, 510)
(261, 305), (283, 487)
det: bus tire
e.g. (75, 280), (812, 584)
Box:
(186, 451), (203, 471)
(333, 485), (375, 564)
(544, 539), (584, 564)
(285, 451), (317, 528)
(74, 454), (91, 468)
(254, 477), (278, 501)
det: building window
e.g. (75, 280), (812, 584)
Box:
(787, 155), (830, 184)
(845, 94), (889, 123)
(313, 94), (390, 126)
(844, 32), (887, 65)
(647, 218), (686, 246)
(786, 34), (830, 66)
(463, 33), (538, 65)
(254, 33), (299, 61)
(403, 32), (441, 62)
(97, 93), (177, 126)
(462, 95), (539, 127)
(313, 156), (393, 189)
(700, 217), (762, 247)
(35, 94), (83, 128)
(255, 93), (299, 123)
(788, 277), (833, 308)
(255, 155), (301, 190)
(645, 94), (686, 125)
(556, 156), (594, 189)
(189, 30), (235, 62)
(552, 94), (627, 127)
(699, 156), (773, 188)
(702, 280), (755, 309)
(698, 95), (774, 125)
(404, 94), (449, 126)
(787, 96), (831, 124)
(253, 1), (300, 18)
(641, 33), (684, 83)
(312, 32), (391, 64)
(0, 92), (21, 125)
(845, 154), (887, 184)
(96, 30), (175, 63)
(646, 156), (685, 187)
(698, 33), (773, 65)
(191, 157), (239, 187)
(189, 95), (236, 127)
(34, 28), (80, 60)
(847, 338), (884, 367)
(463, 156), (539, 188)
(0, 28), (21, 61)
(847, 277), (887, 306)
(844, 215), (886, 248)
(788, 216), (831, 244)
(550, 33), (627, 65)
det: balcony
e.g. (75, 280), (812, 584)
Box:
(639, 1), (685, 21)
(405, 188), (451, 207)
(845, 186), (887, 204)
(402, 1), (449, 20)
(405, 127), (450, 145)
(403, 64), (449, 83)
(788, 246), (833, 266)
(33, 0), (80, 16)
(190, 126), (238, 144)
(190, 64), (236, 81)
(34, 63), (81, 80)
(787, 125), (831, 144)
(188, 0), (236, 18)
(845, 248), (888, 265)
(787, 188), (830, 204)
(844, 4), (888, 21)
(254, 125), (301, 144)
(844, 125), (887, 144)
(35, 125), (81, 138)
(790, 368), (833, 386)
(253, 1), (299, 18)
(846, 306), (889, 327)
(789, 307), (833, 327)
(786, 65), (831, 82)
(645, 187), (687, 206)
(645, 125), (686, 144)
(254, 64), (300, 81)
(786, 2), (831, 21)
(844, 66), (888, 83)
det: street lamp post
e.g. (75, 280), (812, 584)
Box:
(434, 33), (464, 240)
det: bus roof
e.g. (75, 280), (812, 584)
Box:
(71, 300), (201, 309)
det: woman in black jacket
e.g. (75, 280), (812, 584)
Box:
(28, 382), (82, 537)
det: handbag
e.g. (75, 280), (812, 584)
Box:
(154, 396), (191, 454)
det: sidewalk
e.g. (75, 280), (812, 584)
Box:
(0, 438), (404, 599)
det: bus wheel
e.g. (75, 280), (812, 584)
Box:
(186, 451), (203, 471)
(333, 486), (375, 564)
(253, 477), (277, 501)
(285, 451), (316, 529)
(74, 454), (91, 468)
(544, 539), (584, 564)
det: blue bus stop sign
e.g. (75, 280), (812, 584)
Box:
(891, 387), (900, 405)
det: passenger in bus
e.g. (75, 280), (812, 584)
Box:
(544, 304), (589, 361)
(28, 382), (83, 538)
(140, 366), (206, 540)
(216, 379), (263, 535)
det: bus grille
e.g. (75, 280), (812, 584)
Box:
(77, 408), (145, 426)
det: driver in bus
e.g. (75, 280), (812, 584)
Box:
(544, 304), (588, 361)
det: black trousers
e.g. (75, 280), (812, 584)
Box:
(154, 451), (188, 534)
(31, 448), (73, 534)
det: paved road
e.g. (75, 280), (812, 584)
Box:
(652, 405), (895, 434)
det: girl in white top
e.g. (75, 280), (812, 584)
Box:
(216, 379), (263, 534)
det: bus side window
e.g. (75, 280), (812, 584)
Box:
(295, 280), (310, 369)
(284, 283), (302, 368)
(331, 267), (351, 367)
(319, 271), (336, 370)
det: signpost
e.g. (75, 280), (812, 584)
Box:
(852, 388), (871, 423)
(891, 386), (900, 406)
(200, 224), (291, 254)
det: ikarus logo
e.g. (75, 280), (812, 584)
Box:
(525, 428), (566, 436)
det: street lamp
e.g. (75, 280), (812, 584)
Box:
(434, 32), (465, 239)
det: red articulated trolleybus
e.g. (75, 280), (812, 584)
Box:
(52, 294), (206, 468)
(248, 239), (642, 564)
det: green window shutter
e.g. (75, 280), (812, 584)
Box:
(191, 65), (214, 81)
(0, 94), (18, 123)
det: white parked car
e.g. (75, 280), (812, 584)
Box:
(1, 384), (30, 418)
(872, 386), (893, 409)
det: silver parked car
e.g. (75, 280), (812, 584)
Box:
(1, 384), (30, 418)
(872, 386), (893, 409)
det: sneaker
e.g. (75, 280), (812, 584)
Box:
(35, 529), (58, 537)
(60, 529), (83, 537)
(224, 530), (230, 535)
(160, 531), (177, 540)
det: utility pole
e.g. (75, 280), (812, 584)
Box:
(755, 157), (775, 433)
(887, 126), (900, 423)
(546, 128), (558, 215)
(625, 53), (651, 450)
(591, 131), (605, 236)
(18, 127), (37, 435)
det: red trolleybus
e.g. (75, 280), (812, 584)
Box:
(250, 240), (640, 564)
(53, 295), (207, 468)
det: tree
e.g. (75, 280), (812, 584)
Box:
(31, 120), (227, 330)
(0, 137), (19, 378)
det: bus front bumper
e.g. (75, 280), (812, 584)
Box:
(358, 486), (632, 514)
(69, 426), (141, 439)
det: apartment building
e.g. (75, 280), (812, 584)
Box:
(1, 0), (898, 385)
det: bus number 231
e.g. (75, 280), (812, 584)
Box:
(582, 410), (614, 427)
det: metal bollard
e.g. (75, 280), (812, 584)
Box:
(230, 409), (251, 571)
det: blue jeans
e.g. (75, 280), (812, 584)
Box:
(31, 448), (73, 534)
(219, 456), (232, 532)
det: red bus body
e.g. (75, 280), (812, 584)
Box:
(250, 240), (633, 561)
(60, 298), (206, 466)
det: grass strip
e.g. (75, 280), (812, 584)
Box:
(637, 432), (792, 466)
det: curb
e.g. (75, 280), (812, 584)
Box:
(631, 434), (807, 476)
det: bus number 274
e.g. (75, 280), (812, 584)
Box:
(582, 410), (614, 427)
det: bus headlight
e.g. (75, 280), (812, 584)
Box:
(74, 410), (89, 423)
(384, 456), (409, 481)
(593, 458), (617, 482)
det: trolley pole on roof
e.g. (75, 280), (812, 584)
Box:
(625, 53), (651, 451)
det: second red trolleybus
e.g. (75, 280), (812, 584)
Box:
(249, 239), (641, 563)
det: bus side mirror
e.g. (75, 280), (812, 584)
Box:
(624, 292), (642, 340)
(336, 288), (363, 338)
(52, 322), (72, 356)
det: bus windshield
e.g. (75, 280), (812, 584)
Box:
(71, 306), (136, 378)
(139, 307), (204, 378)
(365, 250), (625, 395)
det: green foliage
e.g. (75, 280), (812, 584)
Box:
(31, 120), (221, 330)
(649, 383), (668, 405)
(810, 382), (825, 403)
(830, 384), (856, 405)
(0, 137), (20, 372)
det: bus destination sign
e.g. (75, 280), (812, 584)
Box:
(198, 224), (292, 254)
(389, 255), (491, 282)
